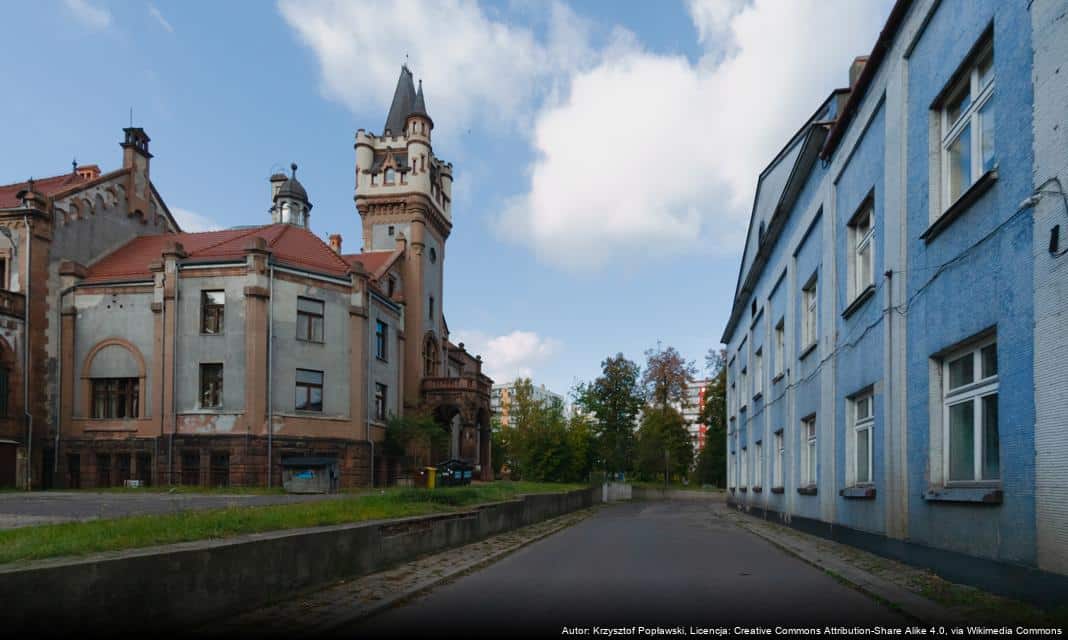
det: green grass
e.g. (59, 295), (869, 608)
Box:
(0, 481), (586, 566)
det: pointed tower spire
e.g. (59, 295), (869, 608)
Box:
(383, 64), (417, 135)
(412, 79), (427, 116)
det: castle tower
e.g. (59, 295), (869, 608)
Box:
(270, 163), (312, 228)
(355, 65), (453, 408)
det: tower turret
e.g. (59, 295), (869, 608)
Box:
(271, 163), (312, 228)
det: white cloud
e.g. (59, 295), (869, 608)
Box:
(499, 0), (891, 271)
(64, 0), (112, 30)
(451, 329), (560, 384)
(148, 5), (174, 32)
(171, 207), (220, 233)
(277, 0), (589, 140)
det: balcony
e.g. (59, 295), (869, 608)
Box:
(0, 289), (25, 319)
(421, 376), (492, 398)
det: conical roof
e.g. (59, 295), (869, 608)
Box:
(275, 163), (309, 205)
(384, 65), (417, 135)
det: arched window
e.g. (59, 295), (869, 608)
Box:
(384, 168), (395, 184)
(82, 339), (146, 419)
(423, 335), (440, 377)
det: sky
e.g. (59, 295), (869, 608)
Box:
(1, 0), (893, 398)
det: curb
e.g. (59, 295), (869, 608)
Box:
(720, 508), (963, 625)
(309, 508), (597, 634)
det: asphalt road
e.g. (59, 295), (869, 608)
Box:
(347, 500), (907, 637)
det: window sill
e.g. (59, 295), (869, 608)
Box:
(376, 356), (388, 363)
(921, 169), (998, 244)
(799, 342), (817, 361)
(751, 486), (763, 493)
(840, 486), (877, 500)
(752, 392), (763, 402)
(739, 487), (748, 493)
(841, 284), (876, 319)
(923, 486), (1003, 504)
(770, 486), (785, 494)
(797, 485), (817, 496)
(199, 332), (225, 337)
(772, 373), (785, 384)
(296, 339), (326, 345)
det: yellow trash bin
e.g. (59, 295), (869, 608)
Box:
(425, 467), (437, 489)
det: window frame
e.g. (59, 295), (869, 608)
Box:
(849, 203), (875, 299)
(801, 275), (818, 351)
(90, 378), (140, 419)
(296, 296), (325, 343)
(199, 363), (224, 409)
(773, 430), (784, 489)
(941, 336), (999, 485)
(753, 441), (763, 489)
(294, 368), (324, 412)
(200, 290), (225, 335)
(738, 367), (748, 409)
(851, 391), (875, 486)
(374, 382), (388, 421)
(940, 39), (995, 214)
(802, 415), (817, 487)
(773, 319), (785, 379)
(752, 348), (763, 399)
(740, 445), (748, 489)
(375, 320), (388, 361)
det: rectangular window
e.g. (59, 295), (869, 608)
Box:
(116, 453), (131, 485)
(739, 368), (747, 407)
(753, 349), (763, 399)
(199, 363), (223, 408)
(200, 290), (225, 334)
(428, 296), (435, 321)
(740, 446), (748, 489)
(802, 415), (817, 487)
(96, 453), (111, 488)
(136, 453), (151, 486)
(0, 367), (8, 416)
(802, 276), (818, 349)
(850, 204), (874, 298)
(941, 39), (994, 210)
(753, 441), (763, 488)
(181, 451), (200, 486)
(0, 257), (7, 290)
(853, 392), (874, 485)
(375, 320), (388, 360)
(774, 431), (784, 488)
(375, 383), (388, 421)
(295, 369), (324, 412)
(91, 378), (139, 419)
(296, 297), (324, 343)
(68, 454), (81, 489)
(774, 320), (785, 378)
(943, 338), (998, 483)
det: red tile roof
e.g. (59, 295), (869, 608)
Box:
(0, 169), (102, 208)
(85, 224), (355, 283)
(341, 251), (395, 276)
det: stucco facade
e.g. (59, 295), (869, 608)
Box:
(722, 0), (1068, 578)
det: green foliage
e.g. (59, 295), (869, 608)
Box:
(634, 406), (694, 482)
(506, 378), (594, 483)
(383, 412), (448, 468)
(694, 350), (727, 486)
(575, 353), (644, 475)
(489, 416), (513, 477)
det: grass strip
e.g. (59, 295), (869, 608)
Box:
(0, 482), (586, 566)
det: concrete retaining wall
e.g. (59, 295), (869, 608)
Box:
(632, 487), (727, 501)
(0, 486), (597, 632)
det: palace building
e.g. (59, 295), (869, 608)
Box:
(0, 65), (492, 489)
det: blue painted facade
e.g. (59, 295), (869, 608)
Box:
(721, 0), (1065, 575)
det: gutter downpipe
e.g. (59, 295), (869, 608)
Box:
(169, 266), (180, 485)
(23, 216), (31, 490)
(267, 264), (274, 489)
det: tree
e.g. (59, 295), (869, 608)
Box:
(507, 378), (592, 482)
(383, 412), (448, 470)
(642, 344), (697, 409)
(634, 405), (694, 482)
(694, 348), (728, 486)
(489, 416), (514, 478)
(574, 353), (644, 476)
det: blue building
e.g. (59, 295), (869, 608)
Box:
(721, 0), (1068, 588)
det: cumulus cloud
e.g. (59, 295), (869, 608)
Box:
(451, 330), (560, 384)
(277, 0), (590, 139)
(171, 207), (220, 233)
(64, 0), (112, 30)
(148, 5), (174, 33)
(498, 0), (892, 270)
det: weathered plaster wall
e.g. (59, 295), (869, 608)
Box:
(72, 291), (155, 417)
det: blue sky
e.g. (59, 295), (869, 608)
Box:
(2, 0), (892, 398)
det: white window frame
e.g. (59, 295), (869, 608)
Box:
(802, 415), (817, 487)
(739, 367), (748, 409)
(729, 450), (736, 490)
(851, 391), (874, 485)
(753, 441), (763, 488)
(773, 430), (784, 489)
(940, 39), (995, 214)
(802, 276), (818, 350)
(753, 349), (763, 399)
(849, 204), (875, 299)
(941, 336), (999, 484)
(774, 319), (785, 378)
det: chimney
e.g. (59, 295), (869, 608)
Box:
(849, 56), (868, 88)
(329, 234), (343, 254)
